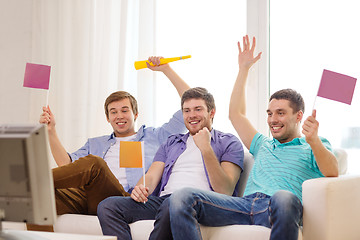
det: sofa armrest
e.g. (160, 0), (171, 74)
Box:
(54, 214), (103, 235)
(302, 175), (360, 240)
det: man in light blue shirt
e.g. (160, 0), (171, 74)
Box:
(39, 57), (190, 215)
(163, 36), (339, 240)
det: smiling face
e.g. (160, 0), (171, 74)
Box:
(106, 98), (137, 137)
(267, 99), (303, 143)
(182, 98), (215, 135)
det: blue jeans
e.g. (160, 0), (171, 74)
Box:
(168, 188), (303, 240)
(97, 194), (171, 240)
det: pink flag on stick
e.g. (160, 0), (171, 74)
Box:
(317, 69), (357, 105)
(23, 63), (51, 90)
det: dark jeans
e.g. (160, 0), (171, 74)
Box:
(97, 194), (172, 240)
(53, 154), (129, 215)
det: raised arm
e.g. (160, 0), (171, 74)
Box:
(302, 109), (339, 177)
(229, 35), (262, 149)
(147, 56), (190, 97)
(39, 106), (71, 166)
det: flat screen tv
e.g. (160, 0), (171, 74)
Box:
(0, 124), (56, 227)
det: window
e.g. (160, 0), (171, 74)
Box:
(270, 0), (360, 174)
(154, 0), (247, 135)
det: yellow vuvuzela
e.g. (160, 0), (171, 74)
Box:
(134, 55), (191, 70)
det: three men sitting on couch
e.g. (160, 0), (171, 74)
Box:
(97, 36), (338, 240)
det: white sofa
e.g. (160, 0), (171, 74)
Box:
(54, 149), (360, 240)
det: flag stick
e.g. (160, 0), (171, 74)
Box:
(312, 96), (317, 111)
(46, 89), (49, 106)
(143, 167), (145, 187)
(141, 141), (145, 187)
(312, 70), (323, 111)
(142, 142), (146, 204)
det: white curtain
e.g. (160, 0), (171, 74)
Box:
(28, 0), (156, 154)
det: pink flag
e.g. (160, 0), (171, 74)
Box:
(317, 69), (357, 105)
(23, 63), (51, 90)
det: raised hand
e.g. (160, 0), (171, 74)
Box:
(238, 35), (262, 70)
(302, 109), (319, 144)
(146, 56), (169, 72)
(39, 106), (56, 131)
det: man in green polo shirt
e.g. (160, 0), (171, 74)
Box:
(158, 35), (339, 240)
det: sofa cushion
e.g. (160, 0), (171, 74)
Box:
(54, 214), (303, 240)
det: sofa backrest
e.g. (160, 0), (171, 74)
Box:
(237, 152), (254, 197)
(334, 148), (347, 175)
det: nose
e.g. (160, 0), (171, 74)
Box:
(115, 112), (124, 119)
(268, 115), (278, 124)
(187, 110), (198, 119)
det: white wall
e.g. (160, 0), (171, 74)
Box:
(0, 0), (37, 124)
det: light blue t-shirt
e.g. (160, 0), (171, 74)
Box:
(244, 133), (332, 202)
(68, 110), (186, 192)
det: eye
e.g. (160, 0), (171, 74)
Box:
(267, 112), (272, 117)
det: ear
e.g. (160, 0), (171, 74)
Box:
(296, 110), (303, 123)
(134, 113), (138, 121)
(210, 108), (216, 120)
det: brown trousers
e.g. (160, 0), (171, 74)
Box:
(52, 154), (130, 215)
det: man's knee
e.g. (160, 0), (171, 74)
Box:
(97, 196), (114, 217)
(271, 191), (301, 209)
(269, 190), (302, 221)
(170, 188), (196, 203)
(170, 188), (200, 213)
(97, 196), (134, 217)
(84, 154), (107, 169)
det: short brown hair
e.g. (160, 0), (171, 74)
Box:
(104, 91), (138, 118)
(181, 87), (215, 112)
(269, 88), (305, 114)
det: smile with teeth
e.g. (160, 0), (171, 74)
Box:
(189, 120), (200, 125)
(272, 126), (282, 131)
(117, 122), (126, 126)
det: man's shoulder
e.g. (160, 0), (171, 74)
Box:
(212, 129), (244, 151)
(299, 136), (333, 152)
(298, 136), (331, 146)
(167, 132), (187, 141)
(318, 136), (331, 144)
(212, 129), (238, 139)
(157, 132), (187, 148)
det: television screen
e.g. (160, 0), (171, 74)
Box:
(0, 124), (56, 225)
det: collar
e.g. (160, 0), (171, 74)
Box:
(272, 137), (305, 148)
(134, 125), (146, 141)
(108, 125), (146, 142)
